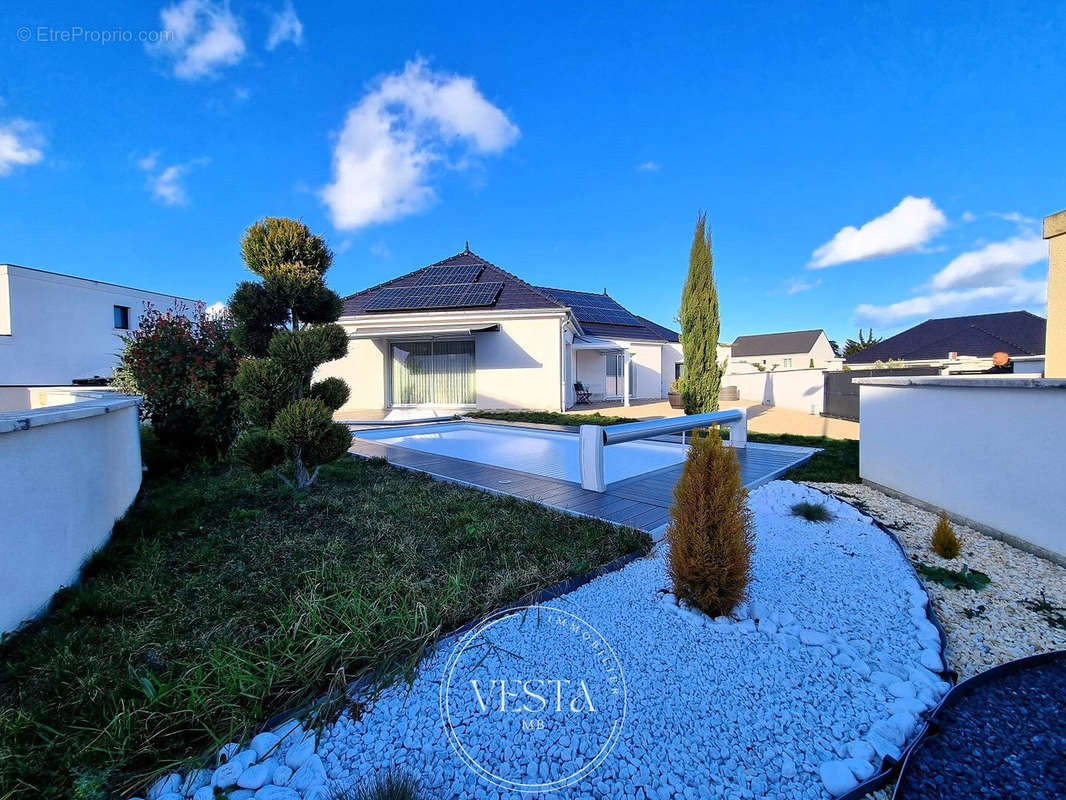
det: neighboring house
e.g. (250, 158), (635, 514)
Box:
(726, 328), (837, 372)
(845, 311), (1047, 374)
(317, 248), (683, 414)
(0, 263), (198, 386)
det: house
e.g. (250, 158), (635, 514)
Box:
(726, 328), (838, 372)
(317, 248), (683, 415)
(844, 311), (1047, 374)
(0, 263), (198, 386)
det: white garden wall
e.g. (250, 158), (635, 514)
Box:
(857, 376), (1066, 562)
(0, 394), (143, 633)
(726, 368), (825, 414)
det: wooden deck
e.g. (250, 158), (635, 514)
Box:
(347, 430), (818, 539)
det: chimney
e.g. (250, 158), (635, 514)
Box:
(1044, 209), (1066, 378)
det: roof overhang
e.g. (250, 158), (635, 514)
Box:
(346, 323), (500, 340)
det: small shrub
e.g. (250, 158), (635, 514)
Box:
(667, 430), (754, 617)
(330, 770), (422, 800)
(915, 561), (990, 590)
(931, 510), (961, 559)
(231, 427), (285, 473)
(790, 501), (833, 522)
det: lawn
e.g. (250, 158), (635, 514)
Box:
(0, 456), (649, 800)
(467, 410), (860, 483)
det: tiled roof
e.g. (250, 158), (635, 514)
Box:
(341, 250), (564, 316)
(845, 311), (1047, 363)
(731, 329), (825, 357)
(340, 250), (681, 343)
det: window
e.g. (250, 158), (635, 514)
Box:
(391, 340), (475, 405)
(674, 362), (684, 380)
(783, 358), (792, 368)
(114, 305), (130, 329)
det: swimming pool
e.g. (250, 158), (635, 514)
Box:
(353, 421), (688, 484)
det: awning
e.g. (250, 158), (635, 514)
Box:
(346, 324), (500, 340)
(572, 335), (625, 351)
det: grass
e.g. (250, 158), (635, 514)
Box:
(467, 411), (861, 483)
(0, 456), (649, 800)
(790, 501), (834, 522)
(467, 410), (640, 427)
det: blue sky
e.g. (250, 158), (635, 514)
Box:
(2, 0), (1063, 344)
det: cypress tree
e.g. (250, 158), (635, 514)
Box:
(679, 212), (722, 414)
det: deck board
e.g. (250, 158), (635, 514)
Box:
(348, 429), (818, 538)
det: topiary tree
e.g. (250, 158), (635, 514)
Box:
(679, 212), (723, 414)
(931, 510), (961, 559)
(667, 429), (754, 617)
(229, 217), (352, 490)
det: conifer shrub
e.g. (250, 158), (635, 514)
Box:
(931, 510), (961, 559)
(667, 429), (754, 617)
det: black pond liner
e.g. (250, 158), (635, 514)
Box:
(891, 649), (1066, 800)
(802, 487), (958, 800)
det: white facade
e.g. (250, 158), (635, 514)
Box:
(726, 330), (837, 372)
(319, 306), (681, 415)
(857, 376), (1066, 563)
(0, 264), (198, 386)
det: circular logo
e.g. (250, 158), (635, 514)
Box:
(439, 605), (626, 793)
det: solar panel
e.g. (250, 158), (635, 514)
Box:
(365, 282), (503, 312)
(412, 265), (484, 286)
(542, 289), (643, 326)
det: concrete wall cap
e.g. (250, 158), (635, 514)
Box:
(0, 395), (142, 435)
(854, 376), (1066, 389)
(1044, 209), (1066, 239)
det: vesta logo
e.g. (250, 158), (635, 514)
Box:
(440, 605), (627, 792)
(469, 679), (598, 714)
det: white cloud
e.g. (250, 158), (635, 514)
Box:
(809, 196), (947, 268)
(138, 154), (209, 205)
(152, 0), (246, 79)
(856, 279), (1047, 325)
(0, 117), (44, 176)
(205, 301), (227, 318)
(370, 241), (391, 258)
(930, 234), (1046, 291)
(266, 1), (303, 49)
(321, 59), (519, 230)
(785, 276), (821, 294)
(637, 161), (660, 172)
(960, 210), (977, 223)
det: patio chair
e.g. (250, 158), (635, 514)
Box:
(573, 382), (592, 405)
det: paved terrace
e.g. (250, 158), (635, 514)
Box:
(347, 419), (818, 539)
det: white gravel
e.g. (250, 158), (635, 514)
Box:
(156, 480), (948, 800)
(806, 481), (1066, 680)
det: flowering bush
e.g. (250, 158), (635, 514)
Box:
(121, 302), (241, 461)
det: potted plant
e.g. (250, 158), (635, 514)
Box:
(668, 379), (684, 409)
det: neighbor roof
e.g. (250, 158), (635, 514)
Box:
(340, 249), (680, 342)
(535, 287), (679, 342)
(845, 311), (1047, 364)
(341, 250), (564, 316)
(731, 329), (825, 357)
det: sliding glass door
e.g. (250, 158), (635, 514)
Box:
(391, 340), (475, 406)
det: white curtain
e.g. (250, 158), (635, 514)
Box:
(391, 340), (475, 405)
